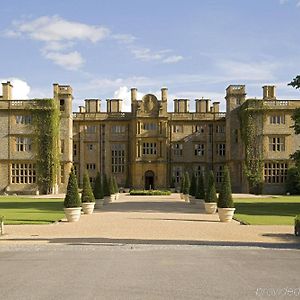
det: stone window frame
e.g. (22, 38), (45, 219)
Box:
(173, 143), (183, 156)
(268, 136), (285, 152)
(111, 143), (125, 173)
(142, 142), (157, 155)
(194, 144), (205, 156)
(11, 163), (36, 184)
(86, 163), (96, 170)
(111, 125), (126, 134)
(172, 166), (182, 184)
(16, 137), (32, 152)
(269, 114), (285, 125)
(216, 143), (226, 156)
(15, 115), (32, 125)
(264, 162), (288, 184)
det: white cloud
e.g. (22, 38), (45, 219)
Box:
(10, 15), (110, 43)
(112, 34), (136, 44)
(162, 55), (184, 64)
(113, 86), (144, 111)
(44, 51), (85, 70)
(0, 78), (30, 99)
(279, 0), (300, 6)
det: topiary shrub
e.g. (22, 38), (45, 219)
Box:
(217, 166), (234, 208)
(196, 174), (205, 199)
(81, 173), (95, 203)
(64, 168), (81, 208)
(183, 172), (190, 195)
(205, 171), (217, 203)
(103, 174), (110, 196)
(286, 167), (300, 195)
(180, 176), (185, 193)
(109, 176), (115, 195)
(189, 173), (196, 196)
(113, 176), (119, 193)
(170, 177), (175, 189)
(93, 172), (104, 199)
(130, 190), (171, 195)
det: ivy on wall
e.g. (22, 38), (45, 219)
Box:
(238, 100), (266, 194)
(31, 99), (60, 194)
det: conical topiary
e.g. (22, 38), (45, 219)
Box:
(81, 173), (95, 203)
(183, 172), (190, 195)
(103, 174), (110, 196)
(189, 173), (196, 196)
(205, 171), (217, 203)
(218, 166), (234, 208)
(180, 175), (185, 193)
(196, 174), (205, 199)
(93, 172), (104, 199)
(64, 168), (81, 208)
(109, 176), (115, 195)
(113, 176), (118, 194)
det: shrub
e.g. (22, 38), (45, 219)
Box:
(205, 171), (217, 203)
(180, 176), (185, 193)
(218, 166), (234, 208)
(103, 174), (110, 196)
(113, 176), (119, 193)
(286, 167), (300, 195)
(189, 173), (197, 196)
(81, 173), (95, 203)
(196, 174), (205, 199)
(93, 172), (104, 199)
(109, 176), (115, 195)
(183, 172), (190, 195)
(130, 190), (171, 195)
(64, 168), (81, 208)
(170, 177), (175, 188)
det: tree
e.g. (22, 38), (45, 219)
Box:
(103, 174), (110, 196)
(109, 176), (115, 195)
(218, 166), (234, 208)
(189, 173), (197, 196)
(93, 172), (104, 199)
(81, 173), (95, 203)
(205, 171), (217, 203)
(113, 176), (119, 193)
(196, 174), (205, 199)
(286, 167), (300, 195)
(288, 75), (300, 90)
(64, 168), (81, 208)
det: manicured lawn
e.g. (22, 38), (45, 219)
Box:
(234, 196), (300, 225)
(0, 196), (64, 225)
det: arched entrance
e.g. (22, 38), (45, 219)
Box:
(145, 170), (155, 190)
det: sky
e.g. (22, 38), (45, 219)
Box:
(1, 0), (300, 112)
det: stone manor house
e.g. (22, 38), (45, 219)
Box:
(0, 81), (299, 194)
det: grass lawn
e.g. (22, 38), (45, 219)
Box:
(0, 196), (64, 225)
(234, 196), (300, 225)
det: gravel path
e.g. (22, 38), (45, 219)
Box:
(1, 194), (299, 248)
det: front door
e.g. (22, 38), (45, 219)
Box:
(145, 170), (155, 190)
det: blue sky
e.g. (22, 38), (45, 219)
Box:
(1, 0), (300, 111)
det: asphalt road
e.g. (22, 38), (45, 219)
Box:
(0, 244), (299, 300)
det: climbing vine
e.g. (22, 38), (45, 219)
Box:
(31, 99), (60, 194)
(238, 100), (267, 194)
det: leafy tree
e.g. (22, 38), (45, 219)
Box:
(93, 172), (104, 199)
(288, 75), (300, 90)
(81, 173), (95, 203)
(196, 174), (205, 199)
(205, 171), (217, 203)
(103, 174), (110, 196)
(218, 166), (234, 208)
(189, 173), (197, 196)
(64, 168), (81, 208)
(286, 167), (300, 195)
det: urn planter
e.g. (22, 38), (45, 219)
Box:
(180, 193), (184, 200)
(184, 194), (189, 202)
(218, 208), (235, 222)
(115, 193), (120, 201)
(82, 202), (95, 214)
(64, 207), (81, 222)
(204, 202), (217, 214)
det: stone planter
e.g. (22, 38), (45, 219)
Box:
(170, 188), (176, 193)
(189, 196), (196, 204)
(184, 194), (189, 202)
(124, 188), (130, 193)
(95, 198), (104, 209)
(204, 202), (217, 214)
(110, 194), (115, 202)
(115, 193), (120, 201)
(82, 202), (95, 214)
(64, 207), (81, 222)
(218, 208), (236, 222)
(103, 196), (110, 205)
(180, 193), (184, 200)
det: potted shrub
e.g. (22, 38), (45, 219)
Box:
(64, 168), (81, 222)
(217, 166), (235, 222)
(295, 215), (300, 236)
(183, 172), (190, 202)
(204, 171), (217, 214)
(109, 176), (115, 202)
(170, 177), (176, 193)
(103, 174), (111, 204)
(189, 173), (197, 204)
(180, 176), (185, 200)
(81, 173), (95, 214)
(93, 172), (104, 208)
(195, 173), (205, 206)
(124, 176), (130, 193)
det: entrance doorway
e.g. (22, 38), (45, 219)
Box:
(145, 170), (155, 190)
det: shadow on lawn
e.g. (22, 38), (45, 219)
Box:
(1, 237), (300, 249)
(235, 202), (300, 217)
(0, 201), (63, 212)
